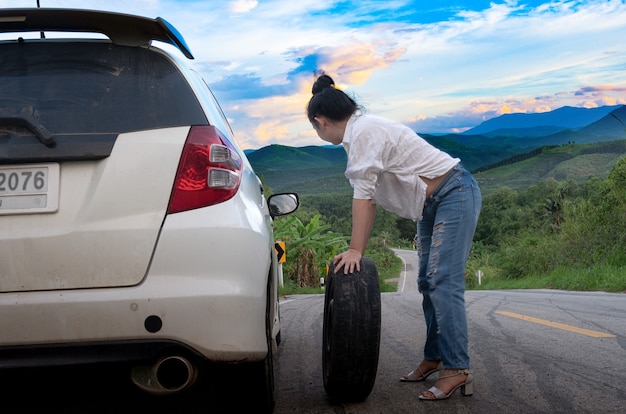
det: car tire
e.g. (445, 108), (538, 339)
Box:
(322, 256), (381, 403)
(246, 341), (274, 413)
(246, 276), (275, 413)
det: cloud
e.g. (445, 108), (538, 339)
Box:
(2, 0), (625, 149)
(572, 85), (626, 108)
(288, 41), (407, 87)
(575, 85), (626, 95)
(213, 39), (409, 146)
(228, 0), (258, 13)
(224, 92), (316, 148)
(406, 84), (626, 134)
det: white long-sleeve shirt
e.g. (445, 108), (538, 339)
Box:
(342, 114), (459, 221)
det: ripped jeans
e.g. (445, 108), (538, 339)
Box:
(416, 164), (481, 369)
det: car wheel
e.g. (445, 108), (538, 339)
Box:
(245, 277), (275, 413)
(246, 335), (274, 413)
(322, 256), (381, 403)
(210, 340), (273, 413)
(197, 278), (275, 412)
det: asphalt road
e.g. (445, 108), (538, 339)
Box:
(274, 250), (626, 413)
(3, 250), (625, 413)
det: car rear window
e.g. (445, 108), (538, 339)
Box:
(0, 41), (207, 135)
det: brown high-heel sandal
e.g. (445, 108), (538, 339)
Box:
(418, 369), (473, 400)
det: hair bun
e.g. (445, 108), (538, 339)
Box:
(312, 74), (335, 95)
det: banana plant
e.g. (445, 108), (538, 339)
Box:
(273, 214), (349, 287)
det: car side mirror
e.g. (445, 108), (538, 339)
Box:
(268, 193), (299, 218)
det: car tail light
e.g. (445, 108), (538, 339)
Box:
(167, 126), (242, 214)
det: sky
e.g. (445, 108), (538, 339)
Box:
(2, 0), (626, 150)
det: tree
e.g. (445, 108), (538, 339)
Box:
(543, 183), (569, 231)
(273, 214), (349, 287)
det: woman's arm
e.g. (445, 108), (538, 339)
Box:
(333, 198), (377, 274)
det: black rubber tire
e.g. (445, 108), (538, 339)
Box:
(322, 256), (381, 403)
(246, 335), (274, 413)
(247, 276), (276, 413)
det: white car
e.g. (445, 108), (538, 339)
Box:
(0, 8), (298, 411)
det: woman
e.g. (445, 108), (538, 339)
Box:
(307, 74), (481, 401)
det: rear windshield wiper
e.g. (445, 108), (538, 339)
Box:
(0, 115), (56, 147)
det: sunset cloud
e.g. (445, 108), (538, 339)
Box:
(291, 41), (407, 86)
(2, 0), (625, 148)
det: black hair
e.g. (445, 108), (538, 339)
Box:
(307, 74), (359, 125)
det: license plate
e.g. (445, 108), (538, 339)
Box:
(0, 163), (60, 215)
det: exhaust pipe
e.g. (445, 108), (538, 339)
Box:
(131, 355), (198, 395)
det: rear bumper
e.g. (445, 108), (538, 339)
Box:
(0, 272), (269, 369)
(0, 339), (200, 369)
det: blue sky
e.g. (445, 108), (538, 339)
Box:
(3, 0), (626, 149)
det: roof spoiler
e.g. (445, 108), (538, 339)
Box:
(0, 8), (194, 59)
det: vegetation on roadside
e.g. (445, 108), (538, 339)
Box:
(274, 211), (401, 295)
(466, 156), (626, 292)
(270, 143), (626, 295)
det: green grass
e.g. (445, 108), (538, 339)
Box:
(468, 264), (626, 293)
(378, 256), (402, 292)
(279, 245), (626, 296)
(281, 262), (626, 295)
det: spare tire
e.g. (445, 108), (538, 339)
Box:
(322, 256), (381, 403)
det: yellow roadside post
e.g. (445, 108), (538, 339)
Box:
(275, 241), (286, 286)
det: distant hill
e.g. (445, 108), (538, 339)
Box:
(463, 105), (621, 136)
(473, 139), (626, 194)
(420, 105), (625, 149)
(248, 145), (348, 193)
(247, 144), (346, 170)
(416, 133), (520, 168)
(247, 105), (626, 196)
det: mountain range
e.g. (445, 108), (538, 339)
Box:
(247, 104), (626, 196)
(462, 105), (620, 136)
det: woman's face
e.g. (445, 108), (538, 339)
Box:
(312, 116), (343, 145)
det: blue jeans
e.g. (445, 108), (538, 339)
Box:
(416, 164), (481, 369)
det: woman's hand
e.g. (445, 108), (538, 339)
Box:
(333, 248), (362, 274)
